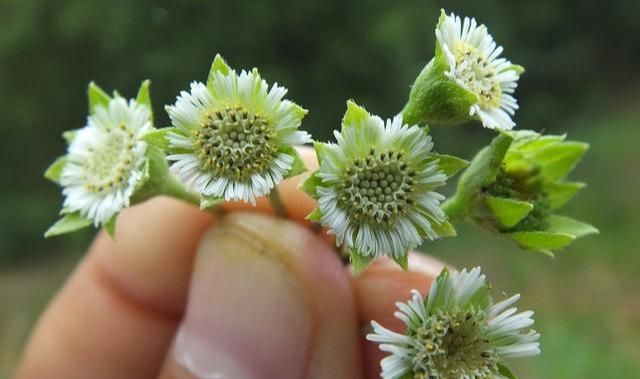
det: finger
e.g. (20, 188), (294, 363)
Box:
(15, 197), (215, 379)
(157, 213), (361, 379)
(352, 253), (445, 379)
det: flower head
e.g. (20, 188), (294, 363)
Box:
(45, 81), (154, 235)
(302, 101), (466, 270)
(444, 131), (598, 255)
(164, 54), (310, 206)
(367, 267), (540, 379)
(436, 10), (522, 130)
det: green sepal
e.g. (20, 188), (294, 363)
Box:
(510, 64), (526, 76)
(142, 127), (180, 150)
(88, 82), (111, 112)
(104, 215), (118, 238)
(485, 196), (534, 228)
(497, 363), (520, 379)
(350, 248), (375, 275)
(393, 254), (409, 270)
(312, 142), (327, 165)
(299, 170), (323, 198)
(200, 196), (223, 211)
(398, 373), (414, 379)
(457, 132), (514, 198)
(208, 54), (231, 86)
(343, 100), (370, 127)
(546, 181), (585, 210)
(426, 153), (469, 178)
(63, 129), (80, 144)
(532, 141), (589, 181)
(136, 80), (152, 119)
(425, 268), (450, 311)
(45, 213), (93, 237)
(44, 156), (68, 184)
(400, 54), (479, 126)
(508, 230), (575, 251)
(547, 214), (599, 238)
(432, 219), (457, 237)
(306, 208), (323, 222)
(281, 146), (307, 178)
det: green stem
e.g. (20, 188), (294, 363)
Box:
(159, 174), (200, 206)
(268, 187), (287, 218)
(442, 195), (469, 223)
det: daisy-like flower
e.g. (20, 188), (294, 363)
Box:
(367, 267), (540, 379)
(436, 10), (522, 130)
(302, 101), (466, 270)
(45, 81), (155, 236)
(401, 10), (523, 131)
(164, 54), (311, 206)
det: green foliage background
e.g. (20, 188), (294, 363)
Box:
(1, 0), (639, 377)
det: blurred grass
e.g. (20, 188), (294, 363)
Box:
(2, 113), (639, 378)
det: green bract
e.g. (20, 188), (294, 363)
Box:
(301, 101), (466, 272)
(402, 10), (523, 131)
(443, 130), (598, 255)
(44, 81), (196, 238)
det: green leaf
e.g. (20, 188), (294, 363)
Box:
(546, 181), (585, 210)
(208, 54), (231, 85)
(63, 129), (80, 144)
(281, 146), (307, 178)
(45, 213), (93, 237)
(508, 230), (576, 251)
(342, 100), (370, 127)
(142, 127), (178, 150)
(485, 196), (534, 228)
(393, 254), (409, 270)
(88, 82), (111, 112)
(44, 156), (68, 184)
(306, 208), (323, 222)
(432, 219), (456, 237)
(350, 248), (374, 276)
(533, 141), (589, 181)
(136, 79), (152, 112)
(200, 196), (223, 210)
(547, 215), (599, 238)
(104, 215), (118, 238)
(427, 153), (469, 178)
(497, 363), (520, 379)
(299, 170), (323, 198)
(511, 132), (565, 152)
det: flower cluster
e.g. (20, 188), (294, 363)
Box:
(367, 267), (540, 379)
(444, 130), (598, 255)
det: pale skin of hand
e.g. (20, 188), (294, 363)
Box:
(14, 147), (445, 379)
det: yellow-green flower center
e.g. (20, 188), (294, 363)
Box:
(452, 41), (502, 109)
(194, 106), (277, 181)
(338, 149), (415, 226)
(84, 124), (136, 193)
(412, 308), (498, 379)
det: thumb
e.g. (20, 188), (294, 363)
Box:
(157, 212), (362, 379)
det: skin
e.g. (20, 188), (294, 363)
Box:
(14, 147), (445, 379)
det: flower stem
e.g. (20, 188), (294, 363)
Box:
(441, 195), (469, 223)
(268, 187), (287, 218)
(159, 174), (200, 206)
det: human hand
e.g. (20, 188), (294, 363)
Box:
(15, 149), (445, 379)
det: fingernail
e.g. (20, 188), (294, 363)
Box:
(174, 213), (313, 379)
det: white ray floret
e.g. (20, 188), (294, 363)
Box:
(367, 267), (540, 379)
(60, 97), (151, 226)
(436, 10), (522, 130)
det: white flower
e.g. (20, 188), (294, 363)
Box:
(60, 96), (151, 226)
(308, 101), (448, 260)
(165, 55), (310, 205)
(367, 267), (540, 379)
(436, 10), (522, 130)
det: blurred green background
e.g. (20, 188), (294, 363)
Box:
(1, 0), (639, 377)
